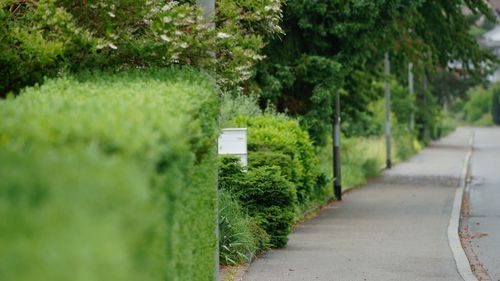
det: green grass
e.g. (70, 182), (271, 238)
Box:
(218, 190), (265, 265)
(319, 133), (420, 194)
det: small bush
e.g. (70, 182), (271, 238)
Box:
(464, 86), (492, 124)
(219, 156), (296, 248)
(219, 94), (262, 128)
(248, 151), (293, 178)
(394, 126), (417, 161)
(235, 114), (324, 210)
(242, 166), (296, 248)
(362, 158), (380, 178)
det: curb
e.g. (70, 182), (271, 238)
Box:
(448, 132), (476, 281)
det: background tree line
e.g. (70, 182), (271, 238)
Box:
(1, 0), (496, 141)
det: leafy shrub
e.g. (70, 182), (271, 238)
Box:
(341, 137), (381, 188)
(362, 158), (380, 178)
(219, 94), (262, 128)
(249, 151), (293, 178)
(464, 86), (492, 125)
(219, 156), (295, 248)
(0, 68), (219, 281)
(234, 114), (324, 210)
(366, 80), (416, 135)
(0, 0), (95, 95)
(219, 156), (247, 191)
(240, 166), (296, 248)
(394, 126), (417, 161)
(0, 0), (284, 96)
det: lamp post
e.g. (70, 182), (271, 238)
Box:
(409, 62), (415, 130)
(196, 0), (215, 28)
(333, 91), (342, 200)
(385, 53), (392, 169)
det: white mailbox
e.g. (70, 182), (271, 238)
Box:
(218, 128), (247, 167)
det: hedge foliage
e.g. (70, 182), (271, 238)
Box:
(0, 68), (220, 281)
(234, 114), (325, 210)
(219, 156), (295, 248)
(464, 86), (492, 125)
(218, 113), (326, 249)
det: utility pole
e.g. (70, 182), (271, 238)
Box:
(333, 91), (342, 200)
(423, 71), (431, 140)
(196, 1), (217, 280)
(408, 62), (415, 130)
(384, 53), (392, 169)
(196, 0), (215, 28)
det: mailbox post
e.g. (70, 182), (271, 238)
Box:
(218, 128), (248, 167)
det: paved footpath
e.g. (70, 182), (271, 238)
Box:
(243, 128), (473, 281)
(468, 128), (500, 281)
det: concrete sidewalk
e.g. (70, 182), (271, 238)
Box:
(243, 128), (472, 281)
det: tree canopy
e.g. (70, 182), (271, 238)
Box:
(256, 0), (495, 144)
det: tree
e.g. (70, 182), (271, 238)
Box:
(0, 0), (284, 96)
(255, 0), (495, 144)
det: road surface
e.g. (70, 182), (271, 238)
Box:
(468, 127), (500, 281)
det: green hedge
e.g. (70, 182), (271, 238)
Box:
(0, 69), (219, 281)
(234, 114), (325, 210)
(218, 114), (324, 249)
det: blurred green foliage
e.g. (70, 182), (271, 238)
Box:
(0, 68), (220, 281)
(254, 0), (494, 144)
(463, 86), (493, 125)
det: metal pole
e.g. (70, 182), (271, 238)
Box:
(196, 0), (215, 28)
(408, 62), (415, 130)
(333, 91), (342, 200)
(423, 72), (431, 140)
(196, 0), (217, 280)
(384, 53), (392, 169)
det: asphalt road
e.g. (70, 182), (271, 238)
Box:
(468, 127), (500, 281)
(242, 128), (473, 281)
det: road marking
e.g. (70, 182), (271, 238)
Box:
(448, 132), (476, 281)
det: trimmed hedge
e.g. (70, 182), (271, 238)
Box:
(0, 69), (219, 281)
(234, 114), (325, 210)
